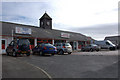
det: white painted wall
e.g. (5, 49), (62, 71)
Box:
(1, 37), (12, 54)
(0, 38), (1, 54)
(34, 38), (37, 46)
(52, 39), (54, 45)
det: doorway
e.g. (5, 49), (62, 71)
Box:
(1, 39), (7, 53)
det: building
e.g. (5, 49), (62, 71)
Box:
(104, 35), (120, 46)
(0, 12), (92, 54)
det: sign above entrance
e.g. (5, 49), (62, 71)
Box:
(61, 32), (70, 38)
(15, 27), (31, 34)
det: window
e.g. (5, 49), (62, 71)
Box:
(56, 43), (61, 46)
(63, 43), (71, 46)
(48, 40), (52, 44)
(106, 42), (110, 45)
(10, 41), (14, 46)
(47, 21), (50, 25)
(41, 22), (43, 25)
(18, 39), (30, 46)
(2, 40), (5, 45)
(2, 40), (5, 49)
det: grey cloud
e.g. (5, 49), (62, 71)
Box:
(68, 23), (118, 40)
(2, 2), (54, 19)
(72, 23), (117, 34)
(2, 15), (39, 26)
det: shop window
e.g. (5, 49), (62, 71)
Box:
(43, 40), (47, 42)
(28, 39), (34, 49)
(55, 40), (66, 44)
(2, 40), (5, 49)
(48, 40), (52, 44)
(37, 39), (43, 45)
(78, 41), (85, 49)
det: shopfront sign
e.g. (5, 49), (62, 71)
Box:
(61, 32), (70, 38)
(15, 27), (31, 34)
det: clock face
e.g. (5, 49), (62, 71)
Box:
(47, 21), (50, 25)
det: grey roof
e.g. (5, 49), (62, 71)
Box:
(1, 21), (91, 41)
(104, 35), (120, 41)
(39, 12), (52, 20)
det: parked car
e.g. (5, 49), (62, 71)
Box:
(6, 39), (31, 57)
(32, 43), (57, 56)
(94, 40), (116, 50)
(54, 43), (72, 55)
(81, 44), (101, 52)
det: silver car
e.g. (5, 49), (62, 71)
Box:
(54, 43), (72, 54)
(81, 44), (101, 52)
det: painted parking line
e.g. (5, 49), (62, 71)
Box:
(12, 57), (52, 80)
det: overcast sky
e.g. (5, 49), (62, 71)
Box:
(0, 0), (119, 40)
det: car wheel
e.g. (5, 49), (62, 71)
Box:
(26, 53), (30, 56)
(96, 49), (99, 52)
(59, 50), (64, 55)
(32, 52), (35, 55)
(68, 52), (72, 54)
(6, 52), (10, 56)
(6, 49), (9, 56)
(39, 51), (44, 56)
(90, 48), (93, 52)
(12, 51), (17, 57)
(81, 49), (85, 52)
(51, 53), (54, 56)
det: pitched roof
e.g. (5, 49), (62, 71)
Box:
(39, 12), (52, 20)
(0, 21), (91, 41)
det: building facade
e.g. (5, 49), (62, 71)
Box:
(0, 12), (91, 54)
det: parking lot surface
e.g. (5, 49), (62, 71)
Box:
(2, 50), (119, 79)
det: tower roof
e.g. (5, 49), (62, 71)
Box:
(40, 12), (52, 20)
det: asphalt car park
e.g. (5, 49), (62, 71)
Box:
(2, 50), (119, 79)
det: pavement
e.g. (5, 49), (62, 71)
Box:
(1, 50), (119, 79)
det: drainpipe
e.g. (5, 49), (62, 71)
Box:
(12, 29), (13, 40)
(52, 39), (54, 45)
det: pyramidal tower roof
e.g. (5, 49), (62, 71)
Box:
(40, 12), (52, 20)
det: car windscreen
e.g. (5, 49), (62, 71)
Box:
(18, 39), (30, 46)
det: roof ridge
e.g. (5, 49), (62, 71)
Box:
(40, 12), (52, 20)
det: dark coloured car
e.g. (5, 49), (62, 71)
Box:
(81, 44), (101, 52)
(6, 39), (31, 57)
(54, 43), (72, 55)
(32, 43), (57, 56)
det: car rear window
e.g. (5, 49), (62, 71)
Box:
(44, 43), (53, 46)
(18, 39), (30, 46)
(63, 43), (71, 46)
(91, 44), (98, 46)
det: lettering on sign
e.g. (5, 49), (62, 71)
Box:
(61, 33), (70, 38)
(15, 27), (31, 34)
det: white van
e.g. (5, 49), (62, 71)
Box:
(94, 40), (116, 50)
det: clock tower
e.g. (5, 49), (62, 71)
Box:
(39, 12), (52, 29)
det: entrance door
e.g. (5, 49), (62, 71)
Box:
(1, 39), (7, 53)
(70, 41), (77, 50)
(73, 41), (77, 50)
(70, 42), (73, 50)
